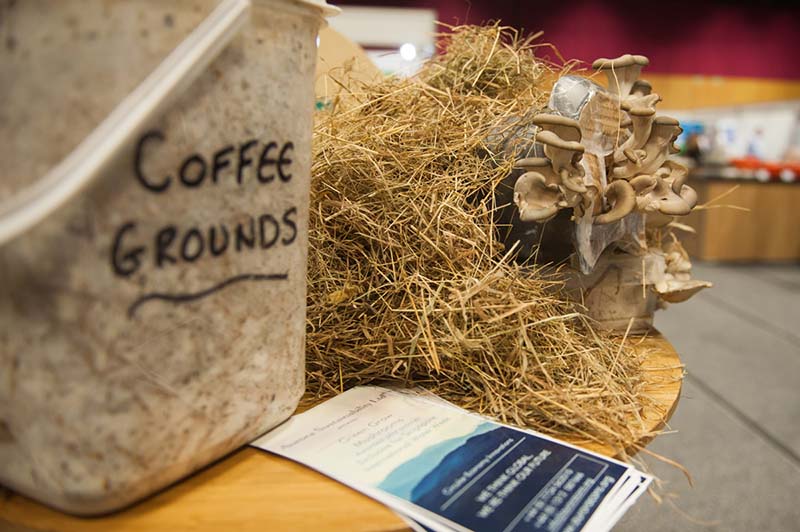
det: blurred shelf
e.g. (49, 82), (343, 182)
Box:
(690, 165), (800, 185)
(0, 332), (682, 532)
(681, 177), (800, 261)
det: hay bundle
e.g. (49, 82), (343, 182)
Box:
(306, 25), (651, 450)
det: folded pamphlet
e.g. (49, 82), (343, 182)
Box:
(251, 386), (651, 532)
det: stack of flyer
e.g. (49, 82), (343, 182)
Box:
(252, 386), (651, 532)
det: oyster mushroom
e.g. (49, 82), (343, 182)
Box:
(656, 160), (689, 191)
(639, 175), (695, 216)
(631, 79), (652, 97)
(610, 116), (682, 180)
(656, 278), (713, 303)
(592, 54), (649, 98)
(613, 104), (656, 164)
(654, 160), (698, 210)
(532, 113), (582, 143)
(515, 156), (589, 212)
(656, 242), (712, 302)
(535, 130), (587, 193)
(664, 241), (693, 276)
(514, 157), (560, 186)
(513, 171), (562, 222)
(630, 174), (657, 211)
(594, 179), (636, 224)
(624, 92), (662, 114)
(623, 84), (661, 116)
(513, 157), (586, 211)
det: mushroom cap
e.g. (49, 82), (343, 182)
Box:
(560, 168), (588, 194)
(594, 179), (636, 224)
(622, 147), (640, 163)
(514, 157), (551, 169)
(679, 185), (698, 210)
(630, 174), (657, 193)
(653, 116), (680, 127)
(654, 166), (672, 180)
(535, 130), (585, 153)
(630, 175), (657, 210)
(513, 171), (562, 222)
(514, 157), (561, 186)
(631, 79), (652, 95)
(660, 160), (690, 192)
(532, 113), (582, 142)
(650, 117), (683, 154)
(592, 54), (649, 70)
(656, 279), (712, 303)
(621, 101), (656, 117)
(645, 176), (693, 216)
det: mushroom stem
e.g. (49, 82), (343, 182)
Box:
(536, 130), (585, 178)
(610, 116), (682, 180)
(628, 109), (656, 148)
(613, 105), (656, 164)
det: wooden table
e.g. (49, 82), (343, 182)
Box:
(0, 332), (682, 532)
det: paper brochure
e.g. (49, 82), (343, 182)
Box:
(252, 386), (651, 532)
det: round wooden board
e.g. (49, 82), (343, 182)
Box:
(0, 331), (682, 532)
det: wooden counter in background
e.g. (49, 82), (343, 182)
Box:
(681, 177), (800, 262)
(0, 333), (682, 532)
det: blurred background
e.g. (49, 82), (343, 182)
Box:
(319, 1), (800, 530)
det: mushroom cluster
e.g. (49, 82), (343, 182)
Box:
(513, 114), (636, 227)
(503, 53), (710, 320)
(512, 53), (699, 238)
(590, 55), (699, 226)
(654, 239), (712, 303)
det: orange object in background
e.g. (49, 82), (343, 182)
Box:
(730, 156), (800, 182)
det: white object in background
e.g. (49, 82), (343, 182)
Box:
(665, 100), (800, 162)
(399, 42), (417, 61)
(779, 169), (796, 183)
(328, 6), (436, 76)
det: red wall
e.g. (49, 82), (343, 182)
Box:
(335, 0), (800, 79)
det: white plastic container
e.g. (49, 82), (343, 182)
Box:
(0, 0), (336, 515)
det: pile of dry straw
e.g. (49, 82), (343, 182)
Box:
(305, 25), (655, 453)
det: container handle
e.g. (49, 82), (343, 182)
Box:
(0, 0), (252, 245)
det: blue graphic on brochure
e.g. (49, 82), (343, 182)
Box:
(378, 425), (626, 531)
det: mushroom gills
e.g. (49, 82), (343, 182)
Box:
(514, 171), (563, 222)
